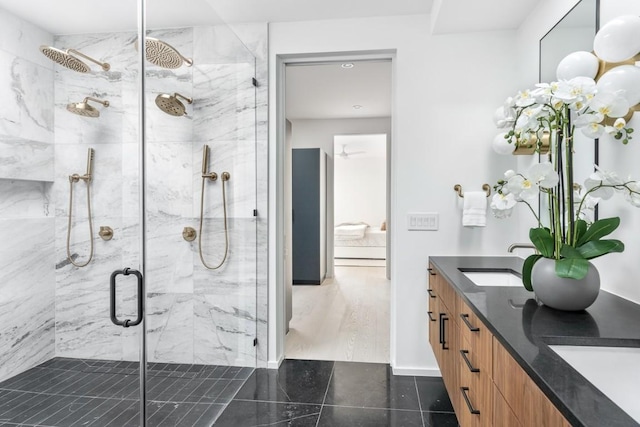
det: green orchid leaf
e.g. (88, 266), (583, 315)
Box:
(574, 220), (587, 245)
(577, 217), (620, 245)
(529, 228), (554, 258)
(555, 258), (589, 280)
(560, 244), (584, 260)
(522, 254), (542, 292)
(577, 239), (625, 259)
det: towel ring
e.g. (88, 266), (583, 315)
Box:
(454, 184), (491, 198)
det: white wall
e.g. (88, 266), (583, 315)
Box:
(289, 117), (391, 278)
(269, 15), (522, 374)
(594, 0), (640, 304)
(334, 155), (387, 227)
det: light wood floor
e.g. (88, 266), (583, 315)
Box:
(285, 265), (390, 363)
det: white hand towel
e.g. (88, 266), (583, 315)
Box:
(462, 191), (487, 227)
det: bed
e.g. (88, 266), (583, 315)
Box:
(334, 223), (387, 259)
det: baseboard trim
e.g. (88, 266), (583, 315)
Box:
(267, 354), (285, 369)
(392, 366), (441, 377)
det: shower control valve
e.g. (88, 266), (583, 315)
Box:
(69, 173), (91, 183)
(202, 172), (218, 181)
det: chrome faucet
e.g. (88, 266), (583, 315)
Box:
(508, 243), (537, 253)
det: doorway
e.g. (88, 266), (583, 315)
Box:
(282, 59), (392, 363)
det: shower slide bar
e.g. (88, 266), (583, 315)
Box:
(66, 147), (95, 268)
(198, 144), (230, 270)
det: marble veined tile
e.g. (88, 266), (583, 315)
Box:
(194, 293), (257, 367)
(53, 143), (123, 219)
(192, 140), (256, 220)
(0, 136), (54, 182)
(146, 293), (194, 364)
(0, 179), (52, 218)
(0, 218), (55, 382)
(0, 50), (54, 143)
(192, 63), (256, 143)
(144, 211), (194, 294)
(145, 142), (193, 217)
(193, 25), (255, 66)
(193, 218), (257, 294)
(0, 7), (54, 69)
(55, 288), (122, 360)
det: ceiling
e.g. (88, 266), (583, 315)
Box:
(285, 61), (392, 120)
(0, 0), (544, 34)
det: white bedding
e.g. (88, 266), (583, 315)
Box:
(334, 223), (369, 241)
(335, 226), (386, 247)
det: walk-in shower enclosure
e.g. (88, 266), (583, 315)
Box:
(0, 0), (258, 425)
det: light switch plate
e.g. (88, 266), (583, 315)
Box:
(408, 212), (438, 231)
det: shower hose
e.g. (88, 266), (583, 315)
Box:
(198, 174), (229, 269)
(66, 175), (94, 268)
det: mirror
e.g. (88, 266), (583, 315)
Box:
(539, 0), (600, 221)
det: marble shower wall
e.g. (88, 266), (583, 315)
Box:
(0, 8), (55, 383)
(54, 25), (262, 368)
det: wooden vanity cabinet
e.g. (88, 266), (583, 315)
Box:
(428, 263), (571, 427)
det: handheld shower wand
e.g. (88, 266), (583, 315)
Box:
(67, 148), (96, 268)
(197, 144), (230, 270)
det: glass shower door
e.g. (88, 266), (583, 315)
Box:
(0, 0), (147, 425)
(141, 1), (258, 425)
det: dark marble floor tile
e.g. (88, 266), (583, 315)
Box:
(169, 402), (225, 427)
(68, 398), (122, 426)
(213, 400), (320, 427)
(318, 406), (424, 427)
(19, 394), (79, 425)
(415, 377), (454, 413)
(85, 399), (138, 427)
(39, 397), (94, 426)
(324, 362), (420, 410)
(234, 359), (334, 404)
(422, 411), (459, 426)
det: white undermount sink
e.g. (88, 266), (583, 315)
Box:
(549, 345), (640, 424)
(461, 270), (522, 287)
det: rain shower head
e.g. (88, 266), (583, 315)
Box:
(143, 38), (193, 69)
(66, 97), (110, 118)
(155, 93), (193, 116)
(40, 46), (110, 73)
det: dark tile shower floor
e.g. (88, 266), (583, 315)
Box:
(0, 358), (458, 427)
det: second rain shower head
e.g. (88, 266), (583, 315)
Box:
(40, 46), (110, 73)
(141, 37), (193, 69)
(67, 97), (110, 118)
(155, 93), (193, 116)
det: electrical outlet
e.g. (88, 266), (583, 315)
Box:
(408, 213), (438, 231)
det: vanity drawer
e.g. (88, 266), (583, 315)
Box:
(458, 350), (492, 427)
(493, 382), (521, 427)
(493, 337), (571, 427)
(458, 299), (492, 376)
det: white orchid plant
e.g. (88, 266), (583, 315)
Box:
(491, 76), (640, 290)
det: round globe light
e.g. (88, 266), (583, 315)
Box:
(593, 15), (640, 63)
(597, 65), (640, 106)
(492, 132), (515, 155)
(556, 51), (600, 80)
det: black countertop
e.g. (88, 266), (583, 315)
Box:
(429, 256), (640, 427)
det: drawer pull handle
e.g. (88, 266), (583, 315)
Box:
(460, 350), (480, 373)
(428, 289), (436, 299)
(460, 313), (480, 332)
(440, 314), (449, 350)
(428, 311), (436, 322)
(428, 268), (436, 276)
(460, 387), (480, 415)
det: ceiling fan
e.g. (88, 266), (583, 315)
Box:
(338, 144), (366, 159)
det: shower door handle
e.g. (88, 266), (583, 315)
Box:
(110, 268), (144, 328)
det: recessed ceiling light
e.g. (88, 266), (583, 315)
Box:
(341, 63), (354, 69)
(353, 105), (363, 109)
